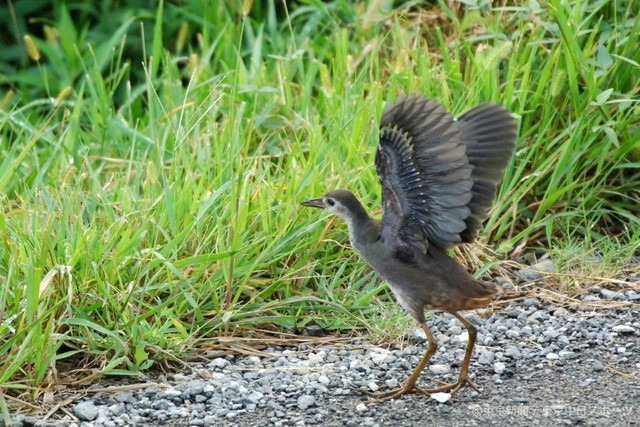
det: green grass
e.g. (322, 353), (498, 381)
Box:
(0, 0), (638, 406)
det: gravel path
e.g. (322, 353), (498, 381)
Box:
(12, 285), (640, 427)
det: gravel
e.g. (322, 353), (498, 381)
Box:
(10, 284), (640, 427)
(72, 402), (99, 421)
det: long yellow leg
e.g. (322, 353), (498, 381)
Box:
(426, 311), (480, 394)
(356, 322), (438, 402)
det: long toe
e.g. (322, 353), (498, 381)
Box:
(354, 387), (401, 399)
(425, 377), (479, 395)
(355, 385), (426, 403)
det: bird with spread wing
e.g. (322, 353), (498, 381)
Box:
(302, 94), (517, 402)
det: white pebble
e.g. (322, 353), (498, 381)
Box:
(356, 403), (368, 412)
(429, 364), (451, 375)
(612, 325), (635, 334)
(452, 331), (469, 344)
(318, 375), (330, 385)
(430, 392), (451, 403)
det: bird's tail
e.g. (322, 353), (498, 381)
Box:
(460, 279), (501, 310)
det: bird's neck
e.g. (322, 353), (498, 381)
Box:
(343, 203), (379, 247)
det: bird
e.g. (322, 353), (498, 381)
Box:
(301, 94), (517, 402)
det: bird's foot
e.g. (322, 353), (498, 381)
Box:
(355, 377), (478, 403)
(425, 377), (479, 395)
(354, 385), (430, 403)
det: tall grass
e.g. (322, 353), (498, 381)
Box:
(0, 0), (638, 403)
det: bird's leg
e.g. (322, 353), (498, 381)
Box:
(425, 311), (480, 394)
(356, 322), (438, 402)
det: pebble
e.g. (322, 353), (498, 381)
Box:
(558, 350), (576, 359)
(612, 325), (635, 334)
(452, 331), (469, 345)
(430, 392), (451, 403)
(411, 327), (427, 342)
(600, 289), (625, 300)
(246, 391), (264, 404)
(114, 391), (134, 403)
(73, 402), (99, 421)
(356, 403), (368, 412)
(429, 364), (451, 375)
(505, 346), (522, 360)
(526, 311), (544, 324)
(385, 378), (399, 388)
(297, 395), (316, 410)
(367, 382), (379, 392)
(370, 352), (388, 365)
(478, 350), (495, 365)
(626, 290), (640, 300)
(210, 358), (230, 369)
(318, 375), (330, 385)
(303, 325), (324, 336)
(448, 325), (463, 335)
(163, 389), (182, 398)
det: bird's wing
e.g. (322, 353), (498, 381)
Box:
(375, 94), (474, 250)
(457, 103), (518, 242)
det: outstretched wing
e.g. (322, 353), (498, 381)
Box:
(457, 103), (518, 242)
(375, 95), (474, 250)
(375, 94), (516, 251)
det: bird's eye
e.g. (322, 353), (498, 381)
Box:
(326, 198), (335, 206)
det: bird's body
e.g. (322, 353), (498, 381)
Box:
(302, 94), (517, 402)
(337, 203), (496, 318)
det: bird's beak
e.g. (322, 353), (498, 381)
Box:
(301, 198), (325, 209)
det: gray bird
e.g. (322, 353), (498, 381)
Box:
(301, 94), (517, 402)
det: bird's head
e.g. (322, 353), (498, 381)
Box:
(301, 189), (365, 223)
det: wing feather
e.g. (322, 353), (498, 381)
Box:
(376, 95), (473, 250)
(458, 102), (518, 242)
(376, 94), (516, 250)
